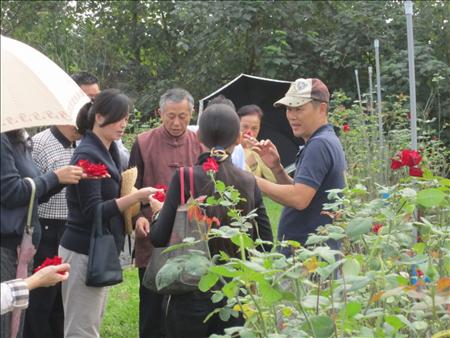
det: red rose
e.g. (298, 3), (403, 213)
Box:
(390, 149), (423, 176)
(416, 269), (424, 278)
(153, 191), (166, 202)
(401, 149), (422, 167)
(390, 159), (404, 170)
(76, 159), (109, 177)
(202, 157), (219, 173)
(34, 256), (65, 275)
(342, 124), (350, 132)
(372, 223), (383, 234)
(409, 166), (423, 177)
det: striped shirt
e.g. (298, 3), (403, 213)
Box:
(32, 127), (76, 219)
(1, 279), (29, 315)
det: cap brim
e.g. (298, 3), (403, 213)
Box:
(273, 97), (313, 108)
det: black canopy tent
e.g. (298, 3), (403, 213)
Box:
(198, 74), (303, 168)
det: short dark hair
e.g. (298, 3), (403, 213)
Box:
(237, 104), (263, 120)
(71, 72), (99, 86)
(76, 89), (132, 135)
(207, 95), (236, 111)
(198, 104), (240, 149)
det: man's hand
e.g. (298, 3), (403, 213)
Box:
(251, 139), (281, 170)
(135, 216), (150, 238)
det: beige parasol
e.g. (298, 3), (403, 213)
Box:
(1, 35), (90, 132)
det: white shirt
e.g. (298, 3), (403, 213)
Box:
(1, 279), (29, 315)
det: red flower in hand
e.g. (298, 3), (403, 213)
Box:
(155, 184), (168, 192)
(153, 191), (166, 202)
(416, 269), (424, 278)
(372, 223), (383, 234)
(202, 157), (219, 173)
(342, 124), (350, 132)
(152, 184), (168, 202)
(34, 256), (65, 275)
(76, 159), (109, 177)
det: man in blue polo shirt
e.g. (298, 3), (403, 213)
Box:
(252, 78), (346, 253)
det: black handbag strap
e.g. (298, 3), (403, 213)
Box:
(92, 204), (103, 237)
(179, 167), (194, 206)
(23, 177), (36, 234)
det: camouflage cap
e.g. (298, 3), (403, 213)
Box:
(274, 78), (330, 108)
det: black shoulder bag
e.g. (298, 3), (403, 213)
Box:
(86, 204), (123, 287)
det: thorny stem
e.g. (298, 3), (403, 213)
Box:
(329, 278), (338, 338)
(316, 278), (321, 315)
(294, 278), (316, 338)
(245, 284), (267, 337)
(341, 269), (348, 330)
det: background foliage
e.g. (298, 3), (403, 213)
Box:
(1, 0), (449, 142)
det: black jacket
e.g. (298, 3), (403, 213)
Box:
(150, 153), (273, 256)
(61, 130), (124, 255)
(1, 133), (62, 249)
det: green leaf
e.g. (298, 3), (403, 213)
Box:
(198, 272), (219, 292)
(259, 281), (282, 304)
(397, 275), (409, 286)
(346, 276), (371, 291)
(218, 307), (231, 321)
(346, 217), (373, 239)
(385, 315), (406, 331)
(206, 196), (218, 205)
(211, 292), (224, 303)
(416, 188), (446, 208)
(413, 242), (426, 255)
(312, 247), (342, 264)
(209, 265), (239, 278)
(231, 234), (255, 249)
(215, 180), (226, 192)
(411, 321), (428, 331)
(300, 315), (334, 338)
(301, 295), (329, 309)
(398, 254), (428, 265)
(345, 301), (361, 318)
(222, 281), (238, 298)
(342, 258), (361, 276)
(305, 235), (329, 245)
(316, 260), (344, 279)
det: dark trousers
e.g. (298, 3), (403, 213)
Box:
(23, 219), (65, 338)
(166, 290), (244, 338)
(138, 267), (166, 338)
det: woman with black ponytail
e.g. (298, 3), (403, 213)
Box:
(1, 129), (84, 338)
(59, 89), (160, 338)
(148, 103), (273, 338)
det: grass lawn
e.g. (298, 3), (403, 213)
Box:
(101, 197), (283, 337)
